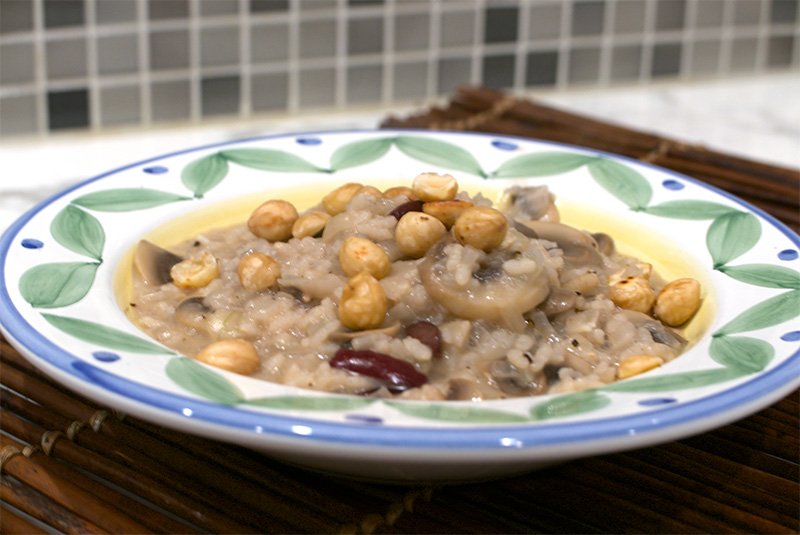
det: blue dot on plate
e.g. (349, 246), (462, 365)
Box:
(638, 397), (678, 407)
(143, 165), (168, 174)
(491, 140), (517, 151)
(296, 137), (322, 146)
(92, 351), (121, 362)
(662, 179), (684, 191)
(345, 414), (383, 425)
(778, 249), (799, 261)
(780, 331), (800, 342)
(21, 239), (44, 249)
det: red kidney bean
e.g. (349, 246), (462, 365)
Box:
(330, 348), (428, 390)
(405, 321), (442, 358)
(389, 200), (424, 220)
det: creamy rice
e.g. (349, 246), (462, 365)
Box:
(128, 179), (698, 401)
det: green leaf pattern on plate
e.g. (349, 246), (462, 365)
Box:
(19, 134), (798, 424)
(71, 188), (191, 212)
(329, 138), (394, 172)
(50, 205), (105, 261)
(530, 390), (612, 420)
(42, 314), (174, 354)
(387, 401), (530, 423)
(20, 262), (100, 308)
(166, 357), (244, 405)
(587, 158), (653, 211)
(709, 336), (774, 374)
(181, 153), (229, 198)
(490, 152), (597, 178)
(706, 211), (762, 269)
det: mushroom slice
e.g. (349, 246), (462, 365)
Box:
(419, 237), (550, 331)
(175, 296), (213, 333)
(520, 221), (602, 266)
(134, 240), (183, 286)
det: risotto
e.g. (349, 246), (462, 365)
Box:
(127, 173), (702, 401)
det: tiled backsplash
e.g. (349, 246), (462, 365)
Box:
(1, 0), (798, 137)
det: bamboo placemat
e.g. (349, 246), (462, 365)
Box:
(2, 87), (799, 534)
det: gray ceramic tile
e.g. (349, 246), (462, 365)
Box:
(767, 35), (795, 66)
(96, 0), (137, 24)
(299, 0), (336, 11)
(572, 1), (605, 36)
(348, 17), (383, 55)
(440, 10), (475, 48)
(149, 30), (190, 70)
(151, 80), (191, 121)
(694, 0), (725, 28)
(690, 40), (721, 74)
(47, 88), (89, 129)
(651, 42), (682, 76)
(0, 43), (35, 84)
(44, 0), (84, 28)
(97, 34), (139, 75)
(482, 54), (514, 88)
(299, 68), (335, 107)
(250, 0), (289, 12)
(251, 24), (290, 62)
(0, 95), (37, 136)
(734, 0), (762, 25)
(525, 50), (558, 86)
(347, 64), (382, 104)
(437, 56), (471, 94)
(395, 13), (430, 52)
(348, 0), (384, 7)
(393, 62), (427, 100)
(770, 0), (798, 23)
(300, 19), (337, 59)
(201, 0), (240, 16)
(568, 47), (600, 83)
(730, 37), (758, 71)
(46, 38), (87, 80)
(202, 75), (240, 116)
(1, 0), (34, 34)
(100, 85), (140, 125)
(149, 0), (188, 20)
(655, 0), (686, 31)
(615, 0), (646, 33)
(484, 6), (518, 44)
(528, 3), (561, 40)
(200, 26), (240, 67)
(611, 44), (642, 80)
(251, 72), (288, 111)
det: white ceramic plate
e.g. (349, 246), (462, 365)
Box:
(1, 130), (799, 482)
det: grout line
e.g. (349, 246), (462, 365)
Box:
(188, 0), (201, 121)
(336, 0), (348, 109)
(717, 0), (735, 76)
(638, 0), (656, 83)
(31, 0), (48, 135)
(514, 0), (530, 92)
(137, 0), (152, 127)
(287, 0), (300, 113)
(598, 0), (615, 87)
(382, 0), (395, 105)
(556, 0), (572, 89)
(239, 0), (251, 117)
(85, 0), (101, 129)
(426, 0), (441, 99)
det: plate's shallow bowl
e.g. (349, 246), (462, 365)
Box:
(1, 130), (799, 482)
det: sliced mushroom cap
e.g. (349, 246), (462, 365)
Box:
(489, 358), (548, 396)
(419, 237), (550, 331)
(134, 240), (183, 286)
(618, 309), (687, 350)
(175, 296), (214, 333)
(519, 221), (602, 266)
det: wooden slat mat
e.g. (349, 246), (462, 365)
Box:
(2, 87), (799, 534)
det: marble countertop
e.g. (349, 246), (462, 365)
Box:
(1, 72), (798, 233)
